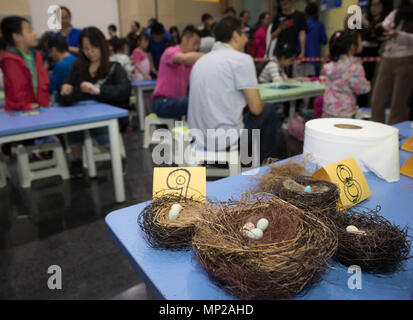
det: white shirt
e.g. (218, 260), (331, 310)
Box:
(382, 10), (413, 58)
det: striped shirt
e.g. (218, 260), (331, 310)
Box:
(258, 59), (288, 83)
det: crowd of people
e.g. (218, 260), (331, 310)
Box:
(0, 0), (412, 171)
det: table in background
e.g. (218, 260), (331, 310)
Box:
(0, 100), (128, 203)
(106, 121), (413, 300)
(131, 80), (157, 131)
(259, 81), (325, 119)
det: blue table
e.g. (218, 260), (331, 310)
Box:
(106, 121), (413, 300)
(0, 100), (129, 202)
(131, 80), (157, 131)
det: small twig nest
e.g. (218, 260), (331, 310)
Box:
(192, 193), (338, 300)
(334, 206), (412, 274)
(272, 176), (340, 221)
(138, 194), (206, 250)
(255, 159), (310, 194)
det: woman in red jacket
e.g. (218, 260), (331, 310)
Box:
(0, 16), (49, 111)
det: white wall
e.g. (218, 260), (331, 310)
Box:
(29, 0), (119, 38)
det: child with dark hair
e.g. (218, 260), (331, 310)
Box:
(109, 38), (134, 79)
(322, 30), (370, 118)
(132, 33), (156, 81)
(48, 36), (76, 97)
(0, 16), (50, 111)
(258, 42), (302, 83)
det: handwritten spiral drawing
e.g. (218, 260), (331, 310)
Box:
(336, 164), (362, 204)
(166, 169), (191, 198)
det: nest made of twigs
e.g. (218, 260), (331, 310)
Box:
(192, 193), (338, 300)
(272, 176), (340, 220)
(334, 206), (412, 274)
(138, 194), (206, 250)
(255, 159), (310, 194)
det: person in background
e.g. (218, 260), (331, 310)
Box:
(199, 13), (215, 37)
(258, 42), (308, 83)
(132, 33), (156, 81)
(107, 39), (115, 56)
(37, 31), (55, 71)
(110, 38), (134, 79)
(252, 12), (272, 58)
(55, 6), (82, 55)
(270, 0), (307, 70)
(108, 24), (118, 40)
(357, 0), (393, 108)
(0, 16), (49, 111)
(127, 21), (141, 53)
(48, 36), (76, 98)
(152, 26), (203, 119)
(322, 30), (370, 118)
(224, 7), (237, 17)
(240, 10), (252, 37)
(371, 0), (413, 125)
(188, 16), (278, 163)
(303, 2), (327, 77)
(169, 26), (181, 46)
(60, 27), (131, 177)
(0, 37), (5, 92)
(148, 22), (172, 70)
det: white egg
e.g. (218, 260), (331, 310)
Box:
(171, 204), (183, 213)
(346, 225), (367, 235)
(249, 228), (264, 240)
(168, 208), (180, 221)
(256, 218), (269, 231)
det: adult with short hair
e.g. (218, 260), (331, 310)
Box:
(55, 6), (82, 55)
(269, 0), (307, 62)
(224, 7), (237, 17)
(108, 24), (118, 40)
(127, 21), (140, 53)
(199, 13), (215, 37)
(188, 17), (278, 163)
(152, 26), (203, 119)
(148, 22), (172, 70)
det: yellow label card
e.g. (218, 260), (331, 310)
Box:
(313, 157), (371, 208)
(153, 167), (206, 201)
(401, 156), (413, 178)
(401, 137), (413, 153)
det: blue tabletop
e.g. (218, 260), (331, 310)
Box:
(0, 100), (129, 137)
(131, 79), (157, 88)
(106, 121), (413, 300)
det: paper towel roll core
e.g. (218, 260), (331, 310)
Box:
(303, 118), (400, 183)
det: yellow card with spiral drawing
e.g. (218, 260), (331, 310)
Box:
(153, 167), (206, 202)
(312, 157), (371, 208)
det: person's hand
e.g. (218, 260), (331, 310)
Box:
(80, 82), (100, 95)
(30, 103), (39, 109)
(380, 29), (398, 41)
(278, 20), (288, 32)
(144, 73), (152, 80)
(60, 84), (73, 96)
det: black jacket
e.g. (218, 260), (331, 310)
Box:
(60, 60), (131, 108)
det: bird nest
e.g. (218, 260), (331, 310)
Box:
(192, 193), (338, 299)
(255, 158), (310, 194)
(333, 206), (412, 274)
(138, 194), (206, 250)
(272, 176), (340, 222)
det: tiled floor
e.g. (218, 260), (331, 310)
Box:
(0, 122), (301, 299)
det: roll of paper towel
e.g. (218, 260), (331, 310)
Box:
(303, 118), (400, 183)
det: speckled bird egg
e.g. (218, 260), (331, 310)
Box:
(256, 218), (269, 231)
(241, 222), (255, 237)
(248, 228), (264, 240)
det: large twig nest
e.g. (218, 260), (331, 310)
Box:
(192, 193), (338, 299)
